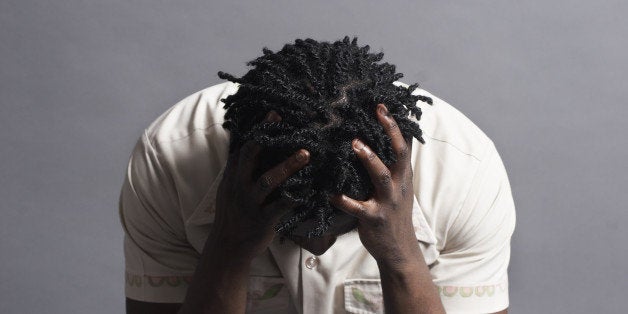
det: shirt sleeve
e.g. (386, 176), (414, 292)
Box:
(430, 141), (516, 314)
(119, 131), (199, 303)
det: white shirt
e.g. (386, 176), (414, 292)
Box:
(119, 81), (516, 313)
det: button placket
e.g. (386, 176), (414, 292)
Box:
(301, 250), (324, 314)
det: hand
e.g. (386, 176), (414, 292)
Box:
(210, 110), (310, 263)
(329, 104), (420, 267)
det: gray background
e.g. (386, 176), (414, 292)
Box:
(1, 1), (626, 313)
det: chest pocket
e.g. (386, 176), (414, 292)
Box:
(246, 276), (290, 314)
(343, 279), (384, 314)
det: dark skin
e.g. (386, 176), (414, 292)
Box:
(127, 105), (508, 314)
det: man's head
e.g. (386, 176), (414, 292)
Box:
(218, 36), (432, 243)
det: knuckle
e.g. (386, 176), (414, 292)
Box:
(390, 201), (401, 211)
(404, 168), (414, 180)
(388, 126), (401, 138)
(379, 170), (392, 186)
(400, 183), (408, 197)
(258, 175), (274, 191)
(398, 145), (410, 160)
(355, 204), (369, 216)
(370, 212), (387, 227)
(388, 122), (399, 131)
(366, 150), (377, 161)
(279, 165), (290, 178)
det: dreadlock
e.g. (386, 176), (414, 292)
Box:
(218, 36), (433, 238)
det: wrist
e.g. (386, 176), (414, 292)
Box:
(375, 240), (423, 271)
(373, 233), (423, 267)
(204, 228), (257, 267)
(182, 235), (252, 314)
(377, 255), (422, 276)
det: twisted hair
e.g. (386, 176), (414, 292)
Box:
(218, 36), (433, 238)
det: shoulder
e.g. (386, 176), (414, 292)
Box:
(144, 81), (239, 146)
(396, 83), (514, 312)
(395, 81), (492, 159)
(133, 81), (239, 218)
(396, 82), (505, 250)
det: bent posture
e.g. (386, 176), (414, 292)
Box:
(120, 37), (515, 314)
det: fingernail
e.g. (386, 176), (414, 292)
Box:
(265, 111), (281, 122)
(378, 104), (388, 116)
(352, 139), (364, 151)
(295, 149), (309, 162)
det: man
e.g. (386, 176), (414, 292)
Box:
(120, 37), (515, 313)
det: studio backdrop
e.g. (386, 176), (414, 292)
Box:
(1, 1), (626, 313)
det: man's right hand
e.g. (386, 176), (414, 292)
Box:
(179, 112), (309, 314)
(209, 110), (310, 263)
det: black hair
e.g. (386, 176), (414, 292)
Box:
(218, 36), (433, 238)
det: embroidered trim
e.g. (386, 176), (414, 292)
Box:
(249, 283), (285, 301)
(125, 272), (193, 288)
(437, 281), (508, 298)
(246, 277), (289, 311)
(350, 286), (382, 312)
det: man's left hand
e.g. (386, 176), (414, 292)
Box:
(330, 103), (421, 269)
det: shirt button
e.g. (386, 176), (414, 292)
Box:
(305, 256), (319, 269)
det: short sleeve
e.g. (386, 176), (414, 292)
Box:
(118, 131), (199, 303)
(430, 141), (516, 313)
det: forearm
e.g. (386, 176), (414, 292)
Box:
(178, 231), (252, 314)
(377, 248), (445, 314)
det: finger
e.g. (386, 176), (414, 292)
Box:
(329, 194), (371, 219)
(352, 138), (393, 198)
(264, 110), (282, 123)
(237, 139), (263, 183)
(261, 196), (300, 225)
(225, 145), (239, 174)
(375, 104), (411, 177)
(237, 111), (282, 182)
(254, 149), (310, 203)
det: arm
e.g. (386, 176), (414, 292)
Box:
(331, 104), (445, 313)
(126, 298), (182, 314)
(124, 239), (253, 314)
(377, 249), (444, 313)
(177, 111), (310, 314)
(429, 138), (515, 313)
(177, 229), (253, 313)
